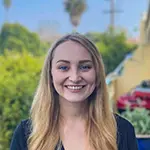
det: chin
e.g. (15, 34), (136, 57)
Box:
(62, 95), (88, 103)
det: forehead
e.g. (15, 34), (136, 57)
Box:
(52, 41), (92, 62)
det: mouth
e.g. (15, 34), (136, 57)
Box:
(65, 85), (86, 91)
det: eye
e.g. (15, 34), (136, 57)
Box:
(79, 65), (92, 71)
(58, 66), (69, 71)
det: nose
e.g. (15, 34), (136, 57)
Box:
(68, 69), (82, 83)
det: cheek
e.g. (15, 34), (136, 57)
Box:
(52, 72), (59, 84)
(86, 70), (96, 84)
(51, 73), (62, 94)
(51, 70), (64, 86)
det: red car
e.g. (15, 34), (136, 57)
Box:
(117, 80), (150, 112)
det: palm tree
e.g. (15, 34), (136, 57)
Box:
(63, 0), (87, 31)
(3, 0), (11, 22)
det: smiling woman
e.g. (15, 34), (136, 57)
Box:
(10, 33), (138, 150)
(51, 40), (96, 104)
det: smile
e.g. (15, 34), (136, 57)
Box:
(65, 85), (85, 90)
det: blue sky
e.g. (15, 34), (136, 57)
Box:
(0, 0), (148, 37)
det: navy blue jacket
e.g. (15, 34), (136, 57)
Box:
(10, 114), (138, 150)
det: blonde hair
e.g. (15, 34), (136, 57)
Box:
(28, 33), (117, 150)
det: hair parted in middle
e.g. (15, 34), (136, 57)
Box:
(28, 33), (117, 150)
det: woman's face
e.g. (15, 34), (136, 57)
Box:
(51, 41), (96, 103)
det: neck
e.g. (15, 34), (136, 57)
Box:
(59, 98), (88, 122)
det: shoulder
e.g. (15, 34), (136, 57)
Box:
(10, 119), (31, 150)
(114, 113), (134, 131)
(20, 119), (32, 138)
(15, 119), (31, 139)
(114, 113), (135, 137)
(114, 114), (138, 150)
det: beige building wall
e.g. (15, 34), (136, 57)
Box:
(107, 9), (150, 111)
(108, 10), (150, 101)
(115, 45), (150, 99)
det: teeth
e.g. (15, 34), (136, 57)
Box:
(67, 86), (83, 90)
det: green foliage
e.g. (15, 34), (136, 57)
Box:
(121, 108), (150, 135)
(3, 0), (11, 9)
(0, 23), (49, 55)
(0, 50), (44, 150)
(64, 0), (86, 16)
(0, 23), (49, 149)
(85, 31), (137, 74)
(63, 0), (87, 28)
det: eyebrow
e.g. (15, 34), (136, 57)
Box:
(56, 60), (93, 64)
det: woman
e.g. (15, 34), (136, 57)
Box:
(10, 33), (138, 150)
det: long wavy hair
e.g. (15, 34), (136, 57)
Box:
(28, 33), (117, 150)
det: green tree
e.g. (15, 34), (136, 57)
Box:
(85, 31), (137, 74)
(0, 51), (44, 150)
(2, 0), (11, 22)
(0, 23), (49, 56)
(63, 0), (87, 31)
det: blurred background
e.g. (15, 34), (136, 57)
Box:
(0, 0), (150, 150)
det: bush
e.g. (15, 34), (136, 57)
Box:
(121, 108), (150, 135)
(0, 23), (50, 56)
(0, 50), (44, 150)
(85, 31), (137, 74)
